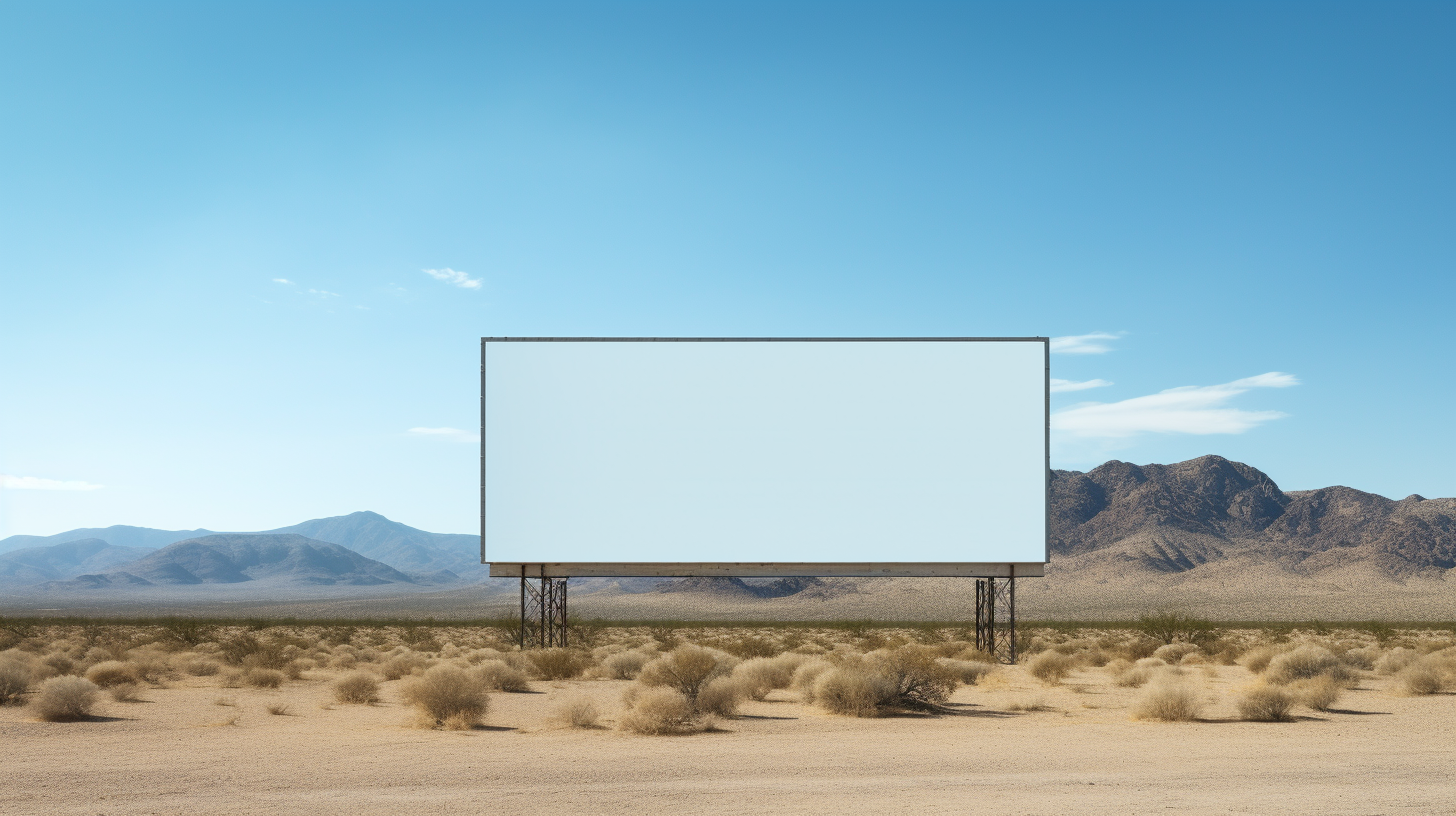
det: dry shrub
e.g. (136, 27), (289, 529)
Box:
(266, 703), (291, 716)
(1027, 651), (1076, 684)
(1342, 645), (1381, 671)
(813, 665), (896, 717)
(329, 653), (359, 670)
(84, 660), (139, 688)
(108, 682), (144, 702)
(696, 676), (746, 717)
(1152, 643), (1201, 664)
(381, 653), (429, 681)
(243, 668), (284, 689)
(218, 669), (245, 688)
(472, 660), (530, 692)
(42, 653), (77, 676)
(333, 672), (381, 704)
(32, 676), (99, 722)
(871, 647), (958, 709)
(1264, 646), (1354, 686)
(638, 645), (735, 705)
(601, 650), (654, 680)
(527, 648), (588, 680)
(1291, 675), (1342, 711)
(400, 665), (489, 729)
(554, 696), (600, 728)
(619, 687), (711, 735)
(1375, 647), (1419, 676)
(0, 658), (31, 705)
(1238, 646), (1283, 675)
(1398, 662), (1446, 695)
(731, 655), (803, 701)
(1131, 676), (1202, 722)
(1238, 684), (1297, 721)
(1112, 658), (1165, 688)
(937, 658), (996, 685)
(790, 658), (834, 703)
(181, 657), (221, 677)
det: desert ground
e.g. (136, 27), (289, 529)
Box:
(2, 622), (1454, 816)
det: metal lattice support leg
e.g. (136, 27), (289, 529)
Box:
(519, 573), (569, 649)
(975, 576), (1017, 664)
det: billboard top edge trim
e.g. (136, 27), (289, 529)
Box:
(481, 336), (1049, 343)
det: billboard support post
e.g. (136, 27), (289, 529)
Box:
(519, 571), (568, 649)
(975, 572), (1017, 664)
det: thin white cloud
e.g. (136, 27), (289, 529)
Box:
(1050, 332), (1123, 355)
(1052, 372), (1298, 437)
(0, 475), (104, 491)
(423, 268), (482, 290)
(272, 278), (294, 285)
(307, 288), (340, 298)
(408, 427), (480, 443)
(1050, 378), (1113, 393)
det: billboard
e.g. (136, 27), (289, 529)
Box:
(482, 338), (1047, 577)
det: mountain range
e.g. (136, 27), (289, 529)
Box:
(1, 455), (1451, 619)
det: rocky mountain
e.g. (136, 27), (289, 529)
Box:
(0, 539), (158, 583)
(46, 534), (418, 588)
(1049, 455), (1456, 577)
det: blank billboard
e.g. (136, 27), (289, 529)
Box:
(483, 338), (1047, 577)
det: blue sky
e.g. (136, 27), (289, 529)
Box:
(2, 1), (1452, 539)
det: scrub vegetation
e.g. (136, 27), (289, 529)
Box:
(0, 616), (1450, 735)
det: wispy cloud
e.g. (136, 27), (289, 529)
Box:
(423, 268), (482, 290)
(408, 427), (480, 443)
(1050, 378), (1113, 393)
(307, 288), (340, 298)
(1052, 372), (1298, 437)
(0, 475), (104, 491)
(1050, 332), (1123, 355)
(272, 278), (294, 285)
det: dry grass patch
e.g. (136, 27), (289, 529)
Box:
(266, 703), (291, 716)
(399, 665), (489, 730)
(31, 676), (100, 722)
(333, 672), (381, 704)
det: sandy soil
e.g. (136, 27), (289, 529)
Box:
(3, 663), (1453, 816)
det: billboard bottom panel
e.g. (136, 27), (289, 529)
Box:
(487, 562), (1046, 578)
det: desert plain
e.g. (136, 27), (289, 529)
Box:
(2, 621), (1455, 816)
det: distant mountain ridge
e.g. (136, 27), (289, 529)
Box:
(44, 534), (419, 589)
(0, 511), (485, 583)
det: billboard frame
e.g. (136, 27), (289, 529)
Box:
(481, 336), (1050, 578)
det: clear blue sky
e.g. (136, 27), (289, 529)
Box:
(2, 1), (1452, 539)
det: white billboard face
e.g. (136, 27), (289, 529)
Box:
(483, 339), (1047, 576)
